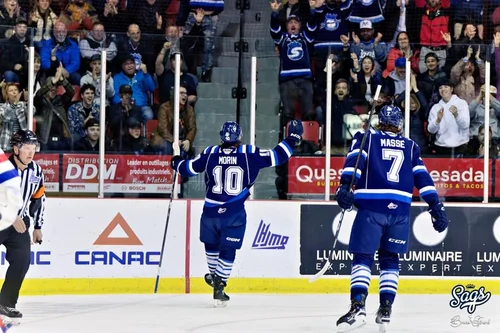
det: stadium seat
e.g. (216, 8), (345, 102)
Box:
(146, 119), (159, 139)
(72, 85), (81, 102)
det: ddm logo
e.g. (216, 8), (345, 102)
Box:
(449, 284), (492, 314)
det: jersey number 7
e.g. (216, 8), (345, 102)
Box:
(382, 148), (404, 183)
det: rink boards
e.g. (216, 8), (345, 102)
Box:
(1, 199), (500, 295)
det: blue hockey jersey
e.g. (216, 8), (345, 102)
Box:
(270, 11), (317, 82)
(314, 0), (352, 50)
(348, 0), (384, 23)
(339, 129), (439, 215)
(174, 136), (297, 217)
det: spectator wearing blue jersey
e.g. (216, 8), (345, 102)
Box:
(170, 119), (303, 307)
(312, 0), (352, 61)
(39, 21), (81, 85)
(335, 105), (448, 332)
(270, 0), (318, 123)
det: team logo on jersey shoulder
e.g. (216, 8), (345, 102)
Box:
(322, 13), (340, 31)
(287, 41), (304, 61)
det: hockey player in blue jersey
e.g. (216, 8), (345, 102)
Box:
(334, 105), (449, 332)
(170, 120), (303, 307)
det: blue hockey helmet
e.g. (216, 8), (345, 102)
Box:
(378, 105), (403, 129)
(220, 121), (242, 144)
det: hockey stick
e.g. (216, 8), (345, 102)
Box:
(309, 85), (382, 283)
(154, 144), (180, 293)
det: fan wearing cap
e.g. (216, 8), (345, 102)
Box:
(269, 0), (319, 123)
(111, 117), (154, 154)
(427, 79), (470, 156)
(80, 54), (115, 106)
(0, 2), (26, 38)
(106, 84), (143, 144)
(382, 57), (407, 96)
(350, 19), (387, 73)
(0, 17), (30, 85)
(469, 85), (500, 140)
(112, 54), (155, 122)
(347, 0), (384, 29)
(74, 118), (110, 151)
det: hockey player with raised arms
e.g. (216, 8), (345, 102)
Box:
(334, 105), (449, 332)
(171, 120), (303, 307)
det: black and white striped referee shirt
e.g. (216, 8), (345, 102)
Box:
(8, 155), (46, 229)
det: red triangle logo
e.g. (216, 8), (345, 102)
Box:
(93, 213), (142, 245)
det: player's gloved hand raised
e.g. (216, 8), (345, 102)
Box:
(287, 119), (303, 142)
(428, 202), (449, 233)
(170, 155), (183, 171)
(336, 184), (354, 210)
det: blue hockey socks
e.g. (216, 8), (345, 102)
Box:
(204, 244), (219, 275)
(215, 248), (236, 282)
(378, 249), (400, 305)
(350, 253), (374, 300)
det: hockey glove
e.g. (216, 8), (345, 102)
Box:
(170, 155), (183, 171)
(428, 202), (449, 233)
(336, 184), (354, 210)
(287, 119), (304, 142)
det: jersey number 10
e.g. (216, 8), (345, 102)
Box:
(382, 148), (404, 183)
(212, 166), (244, 195)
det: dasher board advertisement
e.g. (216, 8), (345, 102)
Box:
(61, 154), (177, 193)
(299, 204), (500, 276)
(288, 157), (492, 197)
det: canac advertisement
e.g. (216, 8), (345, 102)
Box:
(300, 205), (500, 277)
(288, 157), (492, 197)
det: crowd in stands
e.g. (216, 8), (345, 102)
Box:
(0, 0), (213, 158)
(272, 0), (500, 161)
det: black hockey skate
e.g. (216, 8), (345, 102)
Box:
(336, 294), (367, 333)
(204, 273), (214, 288)
(212, 275), (230, 308)
(375, 300), (392, 333)
(0, 305), (22, 318)
(0, 304), (22, 327)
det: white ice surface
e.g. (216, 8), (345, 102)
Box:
(7, 294), (500, 333)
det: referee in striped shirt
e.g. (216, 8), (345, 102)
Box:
(0, 130), (46, 320)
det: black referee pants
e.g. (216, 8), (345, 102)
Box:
(0, 226), (30, 308)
